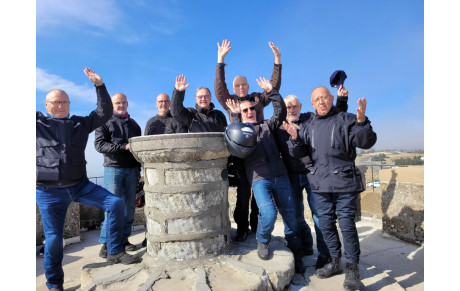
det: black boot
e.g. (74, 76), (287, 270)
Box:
(343, 263), (361, 291)
(315, 253), (331, 270)
(315, 256), (342, 278)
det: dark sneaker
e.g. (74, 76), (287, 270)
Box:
(343, 263), (361, 291)
(99, 244), (107, 258)
(107, 252), (142, 265)
(315, 254), (331, 270)
(39, 246), (45, 257)
(49, 286), (64, 291)
(315, 256), (342, 278)
(234, 229), (249, 242)
(142, 238), (147, 247)
(257, 242), (269, 260)
(124, 241), (137, 251)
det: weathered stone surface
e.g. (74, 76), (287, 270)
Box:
(79, 233), (295, 291)
(129, 133), (231, 260)
(380, 167), (424, 244)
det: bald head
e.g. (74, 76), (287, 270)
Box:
(112, 93), (128, 115)
(311, 86), (334, 116)
(45, 89), (70, 118)
(156, 93), (171, 116)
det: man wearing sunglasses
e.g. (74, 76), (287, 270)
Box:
(94, 92), (142, 258)
(214, 39), (281, 242)
(171, 74), (227, 132)
(145, 93), (187, 135)
(36, 68), (141, 291)
(225, 77), (304, 274)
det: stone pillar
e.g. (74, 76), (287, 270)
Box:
(129, 133), (231, 260)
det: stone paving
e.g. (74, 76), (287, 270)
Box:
(36, 219), (424, 291)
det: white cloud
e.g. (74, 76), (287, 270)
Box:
(36, 68), (95, 103)
(36, 0), (121, 33)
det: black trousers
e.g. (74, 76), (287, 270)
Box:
(231, 156), (259, 232)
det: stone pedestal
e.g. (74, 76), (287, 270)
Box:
(79, 133), (295, 291)
(129, 133), (231, 259)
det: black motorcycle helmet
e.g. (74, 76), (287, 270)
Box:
(224, 122), (258, 159)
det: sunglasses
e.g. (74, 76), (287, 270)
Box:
(242, 106), (256, 113)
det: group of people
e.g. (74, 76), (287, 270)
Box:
(36, 40), (377, 291)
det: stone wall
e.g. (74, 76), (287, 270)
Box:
(380, 166), (424, 245)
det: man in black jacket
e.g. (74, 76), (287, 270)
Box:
(275, 89), (348, 270)
(285, 86), (377, 291)
(226, 77), (304, 274)
(171, 74), (227, 133)
(36, 68), (141, 291)
(145, 93), (187, 135)
(94, 92), (142, 258)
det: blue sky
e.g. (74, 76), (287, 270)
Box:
(34, 0), (425, 177)
(4, 1), (455, 286)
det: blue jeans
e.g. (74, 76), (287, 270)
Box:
(36, 180), (124, 289)
(251, 175), (300, 253)
(288, 172), (329, 256)
(99, 167), (138, 245)
(314, 191), (360, 264)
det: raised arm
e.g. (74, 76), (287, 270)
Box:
(170, 75), (192, 128)
(258, 42), (282, 107)
(257, 77), (286, 126)
(349, 97), (377, 149)
(336, 84), (349, 112)
(215, 39), (233, 114)
(83, 67), (113, 132)
(217, 39), (231, 64)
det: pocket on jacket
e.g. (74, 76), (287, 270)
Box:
(36, 157), (60, 182)
(333, 165), (355, 178)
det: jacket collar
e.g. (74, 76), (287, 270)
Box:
(195, 102), (215, 114)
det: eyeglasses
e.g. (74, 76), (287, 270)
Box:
(157, 100), (170, 104)
(196, 95), (210, 100)
(47, 100), (70, 106)
(114, 101), (128, 106)
(312, 95), (331, 104)
(242, 106), (256, 113)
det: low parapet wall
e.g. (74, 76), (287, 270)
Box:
(380, 166), (424, 245)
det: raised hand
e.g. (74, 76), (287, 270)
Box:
(217, 39), (232, 63)
(225, 99), (241, 114)
(83, 68), (103, 86)
(268, 42), (281, 64)
(256, 77), (273, 92)
(356, 98), (367, 122)
(175, 75), (190, 91)
(282, 121), (299, 139)
(337, 84), (348, 97)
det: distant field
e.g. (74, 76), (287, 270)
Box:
(360, 151), (423, 164)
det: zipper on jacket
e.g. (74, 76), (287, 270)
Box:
(330, 124), (335, 147)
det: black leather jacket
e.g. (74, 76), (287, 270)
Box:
(36, 84), (113, 188)
(170, 89), (228, 133)
(289, 107), (377, 193)
(94, 113), (142, 168)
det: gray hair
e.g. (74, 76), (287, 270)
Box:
(284, 94), (301, 104)
(195, 87), (212, 97)
(233, 75), (248, 88)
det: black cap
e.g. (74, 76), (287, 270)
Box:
(330, 70), (347, 88)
